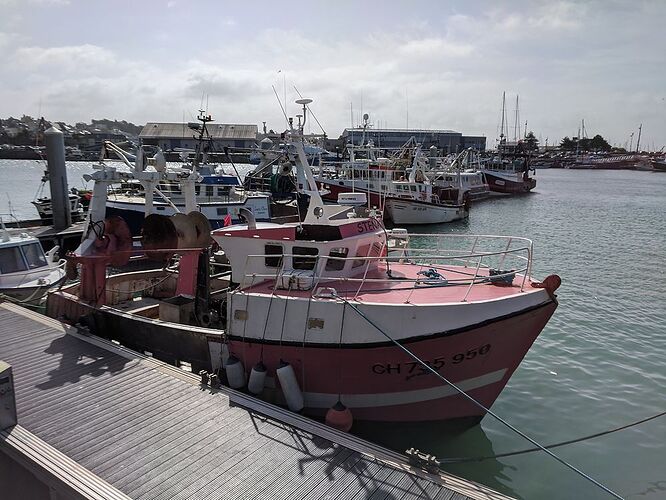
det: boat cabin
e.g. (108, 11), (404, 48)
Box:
(212, 205), (387, 287)
(0, 234), (51, 276)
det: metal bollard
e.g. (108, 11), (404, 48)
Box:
(0, 361), (17, 430)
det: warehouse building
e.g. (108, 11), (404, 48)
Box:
(340, 128), (486, 153)
(139, 122), (258, 151)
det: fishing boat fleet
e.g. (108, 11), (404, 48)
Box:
(23, 98), (562, 432)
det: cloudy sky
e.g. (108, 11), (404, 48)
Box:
(1, 0), (664, 149)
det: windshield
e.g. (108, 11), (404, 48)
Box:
(0, 246), (27, 274)
(21, 243), (48, 269)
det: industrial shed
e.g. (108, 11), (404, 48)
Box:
(139, 122), (258, 150)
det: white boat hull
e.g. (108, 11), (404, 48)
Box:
(384, 198), (468, 224)
(0, 266), (67, 304)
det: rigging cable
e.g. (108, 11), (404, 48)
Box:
(331, 292), (624, 500)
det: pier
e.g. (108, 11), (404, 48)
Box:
(0, 302), (512, 500)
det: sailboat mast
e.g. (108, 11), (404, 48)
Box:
(636, 124), (642, 152)
(499, 91), (506, 143)
(513, 95), (520, 142)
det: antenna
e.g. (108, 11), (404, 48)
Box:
(293, 85), (327, 135)
(295, 98), (312, 132)
(272, 85), (289, 127)
(405, 88), (409, 129)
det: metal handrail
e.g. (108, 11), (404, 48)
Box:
(238, 240), (532, 300)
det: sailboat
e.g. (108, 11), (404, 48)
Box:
(480, 93), (537, 194)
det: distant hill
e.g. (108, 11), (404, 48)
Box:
(90, 119), (143, 136)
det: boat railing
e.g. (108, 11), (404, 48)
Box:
(8, 258), (67, 288)
(237, 234), (533, 301)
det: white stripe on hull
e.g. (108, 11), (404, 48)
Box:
(303, 369), (507, 408)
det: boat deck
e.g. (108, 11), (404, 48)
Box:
(244, 263), (534, 305)
(0, 301), (512, 500)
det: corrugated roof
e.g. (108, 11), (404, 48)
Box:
(0, 303), (513, 500)
(140, 122), (258, 140)
(344, 128), (462, 135)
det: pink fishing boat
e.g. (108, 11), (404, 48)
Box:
(47, 98), (560, 426)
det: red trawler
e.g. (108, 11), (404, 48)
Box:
(48, 98), (560, 426)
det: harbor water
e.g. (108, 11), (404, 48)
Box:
(1, 159), (665, 499)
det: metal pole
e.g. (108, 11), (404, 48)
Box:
(0, 361), (17, 430)
(44, 126), (71, 230)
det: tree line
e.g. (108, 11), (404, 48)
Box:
(516, 132), (614, 152)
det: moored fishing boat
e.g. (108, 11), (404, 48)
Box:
(383, 189), (468, 224)
(0, 221), (66, 304)
(652, 158), (666, 172)
(103, 111), (290, 234)
(46, 98), (560, 426)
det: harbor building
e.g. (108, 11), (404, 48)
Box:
(340, 128), (486, 153)
(139, 122), (258, 151)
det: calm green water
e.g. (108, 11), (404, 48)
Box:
(1, 160), (665, 499)
(358, 169), (666, 500)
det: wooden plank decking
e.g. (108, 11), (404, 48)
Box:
(0, 301), (513, 500)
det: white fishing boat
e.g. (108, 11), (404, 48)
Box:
(104, 111), (278, 234)
(0, 221), (66, 304)
(428, 148), (490, 201)
(384, 195), (467, 224)
(316, 128), (468, 224)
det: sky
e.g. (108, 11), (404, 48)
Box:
(1, 0), (665, 149)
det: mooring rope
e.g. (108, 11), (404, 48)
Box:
(332, 292), (624, 500)
(441, 410), (666, 463)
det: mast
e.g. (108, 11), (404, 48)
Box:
(513, 95), (520, 142)
(636, 124), (642, 152)
(499, 91), (506, 145)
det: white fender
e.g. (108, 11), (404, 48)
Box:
(248, 362), (267, 395)
(221, 343), (231, 368)
(225, 355), (246, 389)
(276, 361), (304, 412)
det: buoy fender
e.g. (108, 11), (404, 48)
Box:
(276, 361), (304, 412)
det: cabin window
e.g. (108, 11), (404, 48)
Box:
(216, 207), (228, 216)
(264, 244), (283, 268)
(206, 185), (214, 197)
(21, 243), (48, 269)
(325, 247), (348, 271)
(352, 243), (382, 268)
(171, 185), (182, 194)
(292, 246), (318, 270)
(0, 246), (27, 274)
(194, 186), (200, 195)
(410, 185), (416, 192)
